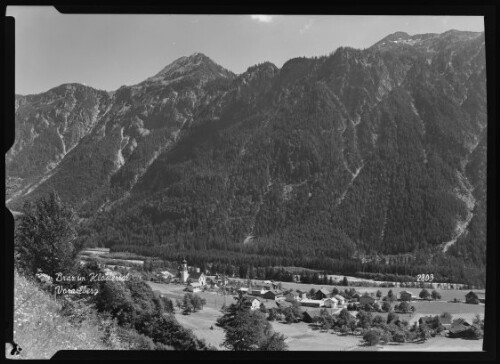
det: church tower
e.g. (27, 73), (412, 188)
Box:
(180, 258), (189, 283)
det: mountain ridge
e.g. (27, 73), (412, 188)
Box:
(7, 29), (487, 286)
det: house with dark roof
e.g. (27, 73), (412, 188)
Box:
(188, 272), (206, 286)
(315, 288), (330, 300)
(262, 290), (283, 300)
(465, 291), (485, 304)
(448, 319), (472, 338)
(302, 310), (320, 323)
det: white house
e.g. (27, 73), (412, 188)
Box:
(323, 297), (339, 308)
(333, 294), (346, 306)
(186, 282), (202, 293)
(251, 298), (262, 310)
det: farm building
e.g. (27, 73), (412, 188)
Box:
(159, 270), (176, 280)
(302, 310), (320, 323)
(238, 287), (249, 294)
(333, 294), (346, 305)
(185, 282), (202, 293)
(448, 319), (472, 338)
(188, 272), (206, 286)
(465, 291), (485, 304)
(400, 291), (413, 301)
(262, 290), (283, 300)
(322, 297), (338, 308)
(250, 288), (266, 296)
(299, 298), (325, 308)
(284, 291), (300, 302)
(315, 288), (330, 300)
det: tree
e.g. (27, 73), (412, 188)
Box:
(376, 290), (382, 299)
(418, 323), (431, 342)
(372, 315), (385, 327)
(342, 276), (349, 286)
(380, 330), (392, 344)
(308, 288), (316, 298)
(431, 290), (441, 301)
(363, 329), (381, 346)
(182, 302), (194, 315)
(392, 330), (406, 343)
(259, 332), (288, 351)
(267, 308), (279, 321)
(192, 295), (203, 311)
(260, 303), (267, 313)
(219, 295), (287, 351)
(15, 192), (77, 277)
(386, 289), (395, 302)
(337, 308), (356, 333)
(356, 310), (373, 329)
(387, 312), (399, 324)
(396, 301), (411, 314)
(332, 287), (339, 295)
(382, 301), (392, 313)
(419, 289), (430, 300)
(468, 325), (484, 340)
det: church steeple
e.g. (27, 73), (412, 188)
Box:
(180, 258), (189, 283)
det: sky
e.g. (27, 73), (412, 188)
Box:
(6, 7), (485, 95)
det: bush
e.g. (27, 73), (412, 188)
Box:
(363, 329), (381, 346)
(392, 331), (406, 343)
(387, 312), (399, 324)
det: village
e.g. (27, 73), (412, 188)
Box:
(81, 248), (486, 351)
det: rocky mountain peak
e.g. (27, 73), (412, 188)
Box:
(145, 52), (234, 84)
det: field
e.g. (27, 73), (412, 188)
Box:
(379, 336), (483, 351)
(146, 281), (485, 351)
(254, 279), (482, 303)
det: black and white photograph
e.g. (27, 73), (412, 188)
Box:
(4, 4), (496, 358)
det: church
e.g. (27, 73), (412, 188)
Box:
(178, 258), (206, 286)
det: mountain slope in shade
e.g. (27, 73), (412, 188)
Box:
(6, 30), (487, 285)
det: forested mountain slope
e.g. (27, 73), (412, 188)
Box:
(6, 30), (487, 285)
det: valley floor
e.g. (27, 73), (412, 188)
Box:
(146, 281), (485, 351)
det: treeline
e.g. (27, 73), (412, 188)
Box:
(109, 242), (485, 287)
